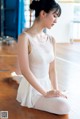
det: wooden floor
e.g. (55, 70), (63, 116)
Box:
(0, 41), (80, 119)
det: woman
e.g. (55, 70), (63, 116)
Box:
(15, 0), (70, 115)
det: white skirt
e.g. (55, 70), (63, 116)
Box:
(16, 75), (52, 108)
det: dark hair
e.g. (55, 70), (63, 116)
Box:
(30, 0), (61, 18)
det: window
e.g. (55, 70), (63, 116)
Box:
(24, 0), (35, 28)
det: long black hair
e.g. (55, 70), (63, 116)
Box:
(30, 0), (61, 18)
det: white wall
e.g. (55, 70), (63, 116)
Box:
(47, 3), (74, 43)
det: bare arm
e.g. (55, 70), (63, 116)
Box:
(49, 60), (58, 90)
(49, 39), (67, 98)
(49, 37), (59, 90)
(18, 33), (47, 96)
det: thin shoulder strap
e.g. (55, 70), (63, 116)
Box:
(23, 31), (36, 46)
(23, 31), (32, 54)
(23, 31), (31, 41)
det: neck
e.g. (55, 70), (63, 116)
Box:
(29, 19), (45, 36)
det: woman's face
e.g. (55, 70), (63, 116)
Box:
(43, 10), (59, 29)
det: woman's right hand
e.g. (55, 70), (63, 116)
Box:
(44, 90), (67, 98)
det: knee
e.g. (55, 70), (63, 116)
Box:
(56, 99), (70, 115)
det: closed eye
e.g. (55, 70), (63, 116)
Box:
(53, 14), (58, 18)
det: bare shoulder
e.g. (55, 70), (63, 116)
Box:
(18, 33), (24, 39)
(18, 32), (29, 45)
(18, 33), (28, 41)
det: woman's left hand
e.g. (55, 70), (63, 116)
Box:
(55, 90), (67, 99)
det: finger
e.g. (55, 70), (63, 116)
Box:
(62, 94), (67, 98)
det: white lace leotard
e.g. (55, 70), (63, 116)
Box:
(16, 32), (55, 107)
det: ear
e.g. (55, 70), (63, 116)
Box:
(40, 10), (47, 18)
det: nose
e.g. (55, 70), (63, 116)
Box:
(54, 18), (57, 23)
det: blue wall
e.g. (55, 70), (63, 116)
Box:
(18, 0), (25, 35)
(4, 0), (19, 39)
(0, 0), (25, 40)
